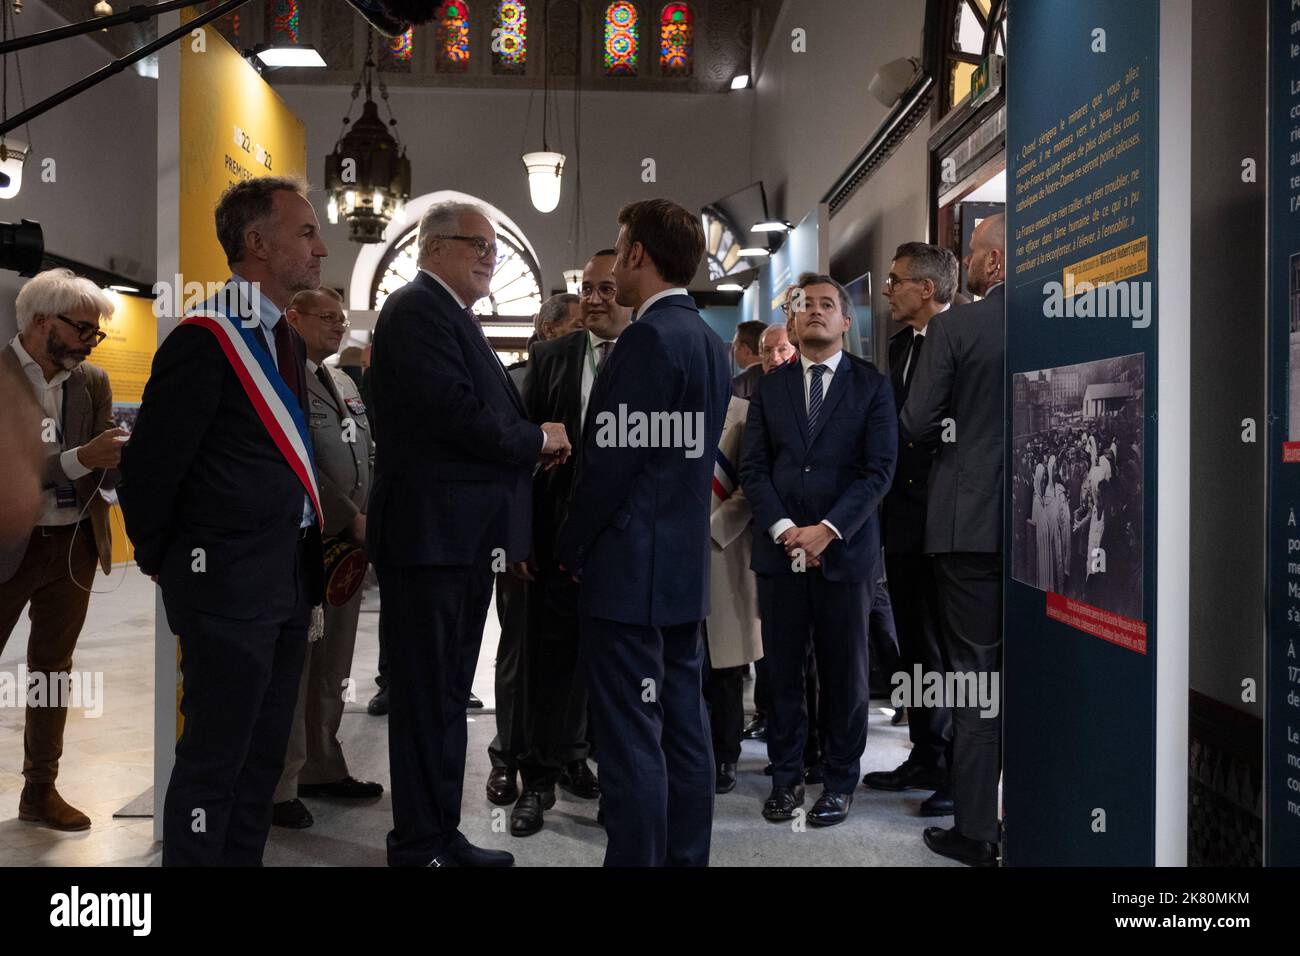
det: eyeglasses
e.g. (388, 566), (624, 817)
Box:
(435, 234), (503, 264)
(55, 314), (107, 345)
(580, 284), (618, 300)
(883, 275), (923, 291)
(297, 310), (351, 329)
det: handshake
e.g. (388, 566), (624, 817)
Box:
(540, 422), (572, 470)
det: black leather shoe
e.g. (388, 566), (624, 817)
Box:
(271, 798), (313, 829)
(468, 692), (484, 709)
(367, 687), (389, 716)
(891, 705), (908, 726)
(862, 760), (945, 792)
(510, 789), (556, 837)
(559, 759), (600, 799)
(715, 762), (737, 794)
(486, 767), (518, 805)
(432, 840), (515, 867)
(742, 713), (768, 741)
(761, 784), (805, 822)
(299, 776), (384, 800)
(808, 790), (853, 827)
(803, 764), (824, 785)
(923, 825), (998, 867)
(919, 785), (955, 817)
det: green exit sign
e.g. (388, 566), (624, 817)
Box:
(971, 54), (1003, 108)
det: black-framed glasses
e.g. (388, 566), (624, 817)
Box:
(883, 275), (923, 291)
(55, 314), (107, 345)
(297, 310), (351, 329)
(435, 234), (503, 264)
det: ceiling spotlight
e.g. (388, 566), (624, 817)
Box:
(254, 44), (328, 69)
(751, 220), (791, 233)
(717, 283), (746, 293)
(738, 247), (770, 258)
(869, 57), (921, 108)
(108, 284), (139, 294)
(730, 74), (751, 91)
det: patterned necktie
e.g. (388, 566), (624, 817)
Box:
(807, 363), (829, 437)
(595, 339), (613, 371)
(273, 319), (302, 400)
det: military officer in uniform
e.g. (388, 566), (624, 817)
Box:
(273, 287), (383, 828)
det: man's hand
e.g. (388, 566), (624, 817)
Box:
(348, 512), (367, 547)
(76, 426), (129, 470)
(509, 559), (535, 582)
(540, 422), (571, 469)
(782, 523), (836, 561)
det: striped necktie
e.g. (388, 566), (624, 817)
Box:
(807, 363), (829, 437)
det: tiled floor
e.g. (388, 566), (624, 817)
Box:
(0, 568), (955, 867)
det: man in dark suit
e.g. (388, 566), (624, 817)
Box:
(1, 269), (126, 832)
(741, 273), (897, 827)
(730, 320), (768, 399)
(120, 176), (327, 866)
(499, 258), (630, 835)
(902, 213), (1006, 867)
(367, 201), (571, 867)
(556, 199), (730, 866)
(864, 242), (959, 817)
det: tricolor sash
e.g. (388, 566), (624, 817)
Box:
(179, 308), (323, 529)
(712, 447), (739, 503)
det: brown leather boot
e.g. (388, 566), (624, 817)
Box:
(18, 783), (91, 831)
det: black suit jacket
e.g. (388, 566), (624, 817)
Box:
(731, 362), (763, 399)
(882, 324), (939, 555)
(556, 294), (731, 626)
(742, 353), (897, 582)
(366, 270), (538, 568)
(522, 329), (586, 568)
(900, 284), (1006, 554)
(120, 300), (324, 631)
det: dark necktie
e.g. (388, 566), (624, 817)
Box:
(595, 339), (613, 371)
(465, 308), (511, 383)
(807, 363), (829, 437)
(315, 364), (337, 406)
(273, 319), (303, 400)
(904, 332), (923, 391)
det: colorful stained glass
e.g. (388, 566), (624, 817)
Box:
(437, 0), (471, 73)
(659, 3), (692, 76)
(390, 27), (414, 63)
(492, 1), (527, 75)
(604, 2), (639, 77)
(268, 0), (299, 46)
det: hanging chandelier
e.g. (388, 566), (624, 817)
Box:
(325, 32), (411, 243)
(522, 0), (564, 213)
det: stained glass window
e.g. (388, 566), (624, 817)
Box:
(492, 1), (527, 75)
(268, 0), (299, 45)
(659, 3), (692, 77)
(604, 2), (639, 77)
(702, 211), (746, 281)
(437, 1), (471, 73)
(390, 27), (414, 63)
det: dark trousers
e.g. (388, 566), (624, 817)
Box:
(884, 552), (952, 771)
(581, 614), (713, 867)
(757, 571), (872, 794)
(375, 616), (389, 690)
(162, 541), (311, 866)
(702, 628), (745, 765)
(379, 562), (494, 865)
(932, 552), (1002, 844)
(0, 522), (96, 786)
(518, 569), (588, 789)
(488, 570), (528, 772)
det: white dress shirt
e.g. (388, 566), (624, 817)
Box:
(580, 330), (618, 431)
(768, 348), (845, 544)
(901, 301), (950, 384)
(11, 334), (92, 527)
(635, 286), (689, 319)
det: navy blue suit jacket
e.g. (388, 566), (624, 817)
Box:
(740, 353), (898, 582)
(367, 271), (538, 568)
(555, 294), (731, 626)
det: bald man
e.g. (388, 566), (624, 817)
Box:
(900, 213), (1006, 867)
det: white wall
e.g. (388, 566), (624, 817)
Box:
(274, 82), (755, 300)
(0, 0), (158, 340)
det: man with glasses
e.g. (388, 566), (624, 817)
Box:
(271, 287), (383, 829)
(864, 242), (960, 815)
(368, 201), (571, 867)
(0, 268), (125, 832)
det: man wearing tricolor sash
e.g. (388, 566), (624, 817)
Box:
(120, 176), (328, 866)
